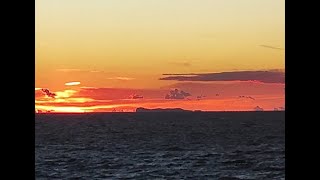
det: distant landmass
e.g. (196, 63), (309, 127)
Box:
(136, 107), (194, 112)
(135, 107), (284, 113)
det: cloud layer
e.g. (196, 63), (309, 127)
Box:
(35, 86), (284, 112)
(160, 71), (285, 84)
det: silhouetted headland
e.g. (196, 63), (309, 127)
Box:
(136, 107), (193, 112)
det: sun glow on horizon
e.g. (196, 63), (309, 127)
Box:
(54, 90), (77, 98)
(36, 106), (90, 113)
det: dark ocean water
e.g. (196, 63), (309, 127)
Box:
(35, 112), (285, 180)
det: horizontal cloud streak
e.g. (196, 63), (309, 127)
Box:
(65, 81), (81, 86)
(260, 45), (284, 50)
(107, 77), (135, 81)
(130, 94), (143, 99)
(56, 69), (103, 73)
(160, 71), (284, 84)
(56, 69), (85, 72)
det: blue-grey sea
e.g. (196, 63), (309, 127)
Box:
(35, 112), (285, 179)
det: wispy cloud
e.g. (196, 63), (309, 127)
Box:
(169, 61), (191, 67)
(259, 45), (284, 50)
(196, 95), (206, 100)
(238, 96), (255, 100)
(80, 87), (99, 90)
(56, 69), (103, 73)
(163, 73), (198, 76)
(107, 77), (135, 81)
(56, 69), (85, 72)
(90, 70), (102, 73)
(274, 107), (285, 111)
(165, 89), (191, 99)
(130, 94), (143, 99)
(65, 81), (81, 86)
(160, 71), (285, 84)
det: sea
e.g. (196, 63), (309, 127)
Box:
(35, 112), (285, 179)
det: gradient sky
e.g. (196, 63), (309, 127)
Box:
(35, 0), (285, 112)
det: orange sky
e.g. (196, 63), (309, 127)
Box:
(35, 0), (285, 112)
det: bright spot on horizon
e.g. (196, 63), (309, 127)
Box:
(65, 82), (81, 86)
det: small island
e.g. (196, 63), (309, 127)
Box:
(136, 107), (194, 112)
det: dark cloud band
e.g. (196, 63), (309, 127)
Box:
(160, 71), (284, 84)
(41, 89), (56, 98)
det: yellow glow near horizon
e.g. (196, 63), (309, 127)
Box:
(36, 106), (89, 113)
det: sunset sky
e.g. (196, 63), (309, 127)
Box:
(35, 0), (285, 113)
